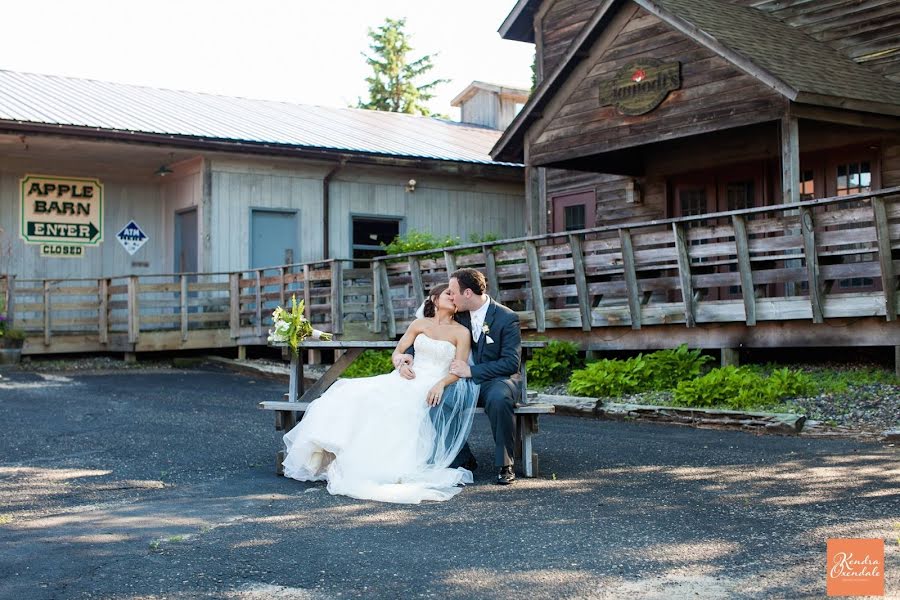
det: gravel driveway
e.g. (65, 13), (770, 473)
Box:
(0, 365), (897, 599)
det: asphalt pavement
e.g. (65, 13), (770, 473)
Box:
(0, 365), (897, 599)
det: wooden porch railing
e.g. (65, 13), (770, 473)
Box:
(0, 259), (376, 355)
(370, 187), (900, 340)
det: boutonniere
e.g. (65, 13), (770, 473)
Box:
(482, 324), (494, 344)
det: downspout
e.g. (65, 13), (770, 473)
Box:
(322, 158), (347, 259)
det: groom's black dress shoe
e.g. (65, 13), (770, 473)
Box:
(496, 466), (516, 485)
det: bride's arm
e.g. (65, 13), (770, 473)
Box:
(391, 318), (426, 369)
(426, 329), (471, 406)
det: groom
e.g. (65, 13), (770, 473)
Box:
(426, 268), (523, 485)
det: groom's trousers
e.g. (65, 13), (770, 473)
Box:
(441, 378), (518, 468)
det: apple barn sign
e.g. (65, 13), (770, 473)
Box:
(19, 175), (104, 257)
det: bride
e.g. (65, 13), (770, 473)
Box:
(281, 283), (479, 504)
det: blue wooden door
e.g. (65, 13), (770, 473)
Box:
(251, 210), (298, 269)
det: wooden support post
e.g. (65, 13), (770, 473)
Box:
(180, 274), (189, 342)
(896, 346), (900, 378)
(409, 257), (425, 305)
(279, 266), (286, 307)
(568, 234), (592, 331)
(377, 261), (397, 338)
(371, 262), (383, 334)
(302, 265), (312, 319)
(619, 229), (642, 330)
(254, 270), (263, 338)
(42, 280), (51, 346)
(443, 250), (457, 275)
(872, 196), (897, 321)
(721, 348), (740, 367)
(127, 276), (140, 344)
(237, 345), (247, 361)
(3, 275), (14, 328)
(330, 260), (344, 335)
(98, 278), (109, 345)
(731, 215), (757, 326)
(124, 352), (137, 364)
(524, 240), (546, 333)
(782, 115), (801, 297)
(229, 273), (240, 338)
(672, 223), (696, 327)
(800, 207), (824, 323)
(484, 246), (500, 295)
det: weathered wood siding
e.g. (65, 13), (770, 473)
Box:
(540, 0), (599, 78)
(728, 0), (900, 83)
(530, 7), (786, 166)
(0, 167), (165, 280)
(546, 169), (665, 230)
(883, 137), (900, 189)
(208, 159), (524, 271)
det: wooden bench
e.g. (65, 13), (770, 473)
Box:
(259, 340), (553, 477)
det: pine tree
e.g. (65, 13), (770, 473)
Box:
(357, 18), (448, 116)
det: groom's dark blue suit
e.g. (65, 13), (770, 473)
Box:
(447, 298), (523, 468)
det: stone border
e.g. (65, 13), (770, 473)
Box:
(535, 393), (806, 434)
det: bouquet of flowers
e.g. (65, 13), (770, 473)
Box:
(267, 295), (332, 354)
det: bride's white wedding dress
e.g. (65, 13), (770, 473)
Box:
(282, 333), (477, 504)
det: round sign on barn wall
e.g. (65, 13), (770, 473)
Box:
(598, 59), (681, 116)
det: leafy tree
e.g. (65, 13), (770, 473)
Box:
(357, 17), (447, 116)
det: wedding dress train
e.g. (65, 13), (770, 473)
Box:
(281, 334), (479, 504)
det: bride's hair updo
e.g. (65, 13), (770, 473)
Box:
(423, 283), (449, 318)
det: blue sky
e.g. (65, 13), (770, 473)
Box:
(1, 0), (534, 118)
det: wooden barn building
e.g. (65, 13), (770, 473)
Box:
(369, 0), (900, 365)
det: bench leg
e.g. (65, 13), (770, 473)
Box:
(520, 415), (540, 478)
(276, 450), (285, 476)
(275, 411), (299, 476)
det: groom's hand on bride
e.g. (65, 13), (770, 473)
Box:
(449, 359), (471, 378)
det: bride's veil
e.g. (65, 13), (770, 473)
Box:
(427, 379), (479, 470)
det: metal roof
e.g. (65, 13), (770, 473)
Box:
(0, 69), (521, 167)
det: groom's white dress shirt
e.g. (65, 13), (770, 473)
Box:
(466, 296), (490, 365)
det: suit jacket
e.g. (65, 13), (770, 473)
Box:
(454, 298), (522, 386)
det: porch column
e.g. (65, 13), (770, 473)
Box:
(781, 116), (801, 296)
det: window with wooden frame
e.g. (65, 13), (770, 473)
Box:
(550, 189), (596, 233)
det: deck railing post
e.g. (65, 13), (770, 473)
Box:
(377, 261), (397, 338)
(619, 229), (642, 330)
(229, 272), (240, 338)
(43, 280), (52, 345)
(524, 241), (546, 332)
(127, 276), (140, 344)
(443, 251), (457, 275)
(4, 274), (15, 328)
(799, 207), (824, 323)
(672, 223), (696, 327)
(409, 257), (424, 306)
(731, 215), (757, 326)
(98, 278), (109, 344)
(255, 269), (263, 338)
(872, 196), (897, 321)
(330, 260), (344, 335)
(568, 234), (592, 331)
(180, 274), (189, 342)
(371, 261), (383, 334)
(484, 246), (500, 295)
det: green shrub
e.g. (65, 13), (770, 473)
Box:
(566, 344), (710, 398)
(567, 356), (650, 397)
(526, 341), (582, 388)
(642, 345), (713, 390)
(381, 230), (502, 260)
(673, 366), (814, 410)
(342, 350), (394, 378)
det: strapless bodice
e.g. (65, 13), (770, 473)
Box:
(412, 334), (456, 374)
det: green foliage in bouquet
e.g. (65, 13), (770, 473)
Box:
(270, 295), (332, 354)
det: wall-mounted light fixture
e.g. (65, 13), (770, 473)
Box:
(405, 178), (417, 193)
(154, 164), (174, 177)
(624, 178), (642, 204)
